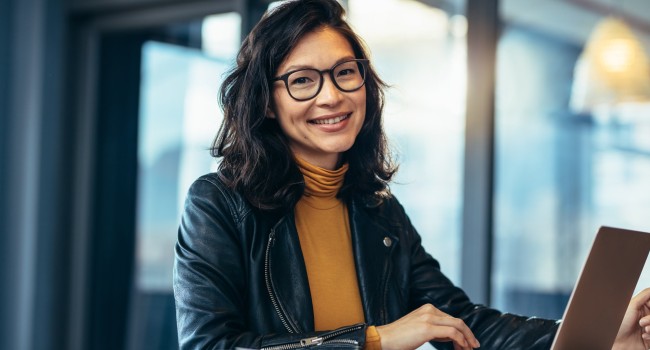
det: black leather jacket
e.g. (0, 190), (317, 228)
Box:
(174, 173), (559, 349)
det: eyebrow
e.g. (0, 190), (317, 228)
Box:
(279, 55), (357, 75)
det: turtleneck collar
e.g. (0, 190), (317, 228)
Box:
(295, 156), (349, 209)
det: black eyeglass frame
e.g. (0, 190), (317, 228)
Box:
(271, 59), (370, 101)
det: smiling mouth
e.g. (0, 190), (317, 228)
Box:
(309, 114), (351, 125)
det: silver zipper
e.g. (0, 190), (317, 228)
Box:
(265, 227), (295, 333)
(261, 324), (363, 350)
(300, 337), (323, 346)
(261, 341), (305, 350)
(320, 324), (363, 341)
(261, 339), (359, 350)
(261, 341), (304, 350)
(319, 339), (360, 347)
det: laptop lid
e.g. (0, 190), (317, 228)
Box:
(550, 226), (650, 350)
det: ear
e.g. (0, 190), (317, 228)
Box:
(266, 106), (276, 119)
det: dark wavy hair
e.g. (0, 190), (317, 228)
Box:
(212, 0), (396, 211)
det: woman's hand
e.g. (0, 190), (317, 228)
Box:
(375, 303), (480, 350)
(613, 288), (650, 350)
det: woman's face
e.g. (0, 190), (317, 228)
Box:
(271, 27), (366, 170)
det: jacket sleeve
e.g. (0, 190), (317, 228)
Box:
(391, 200), (560, 350)
(173, 177), (367, 349)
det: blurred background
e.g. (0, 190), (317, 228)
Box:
(1, 0), (650, 349)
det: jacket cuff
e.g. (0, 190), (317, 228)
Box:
(364, 326), (382, 350)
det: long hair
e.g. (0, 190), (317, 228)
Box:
(212, 0), (396, 211)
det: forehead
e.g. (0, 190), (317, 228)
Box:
(277, 27), (355, 72)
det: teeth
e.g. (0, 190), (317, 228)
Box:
(312, 114), (349, 125)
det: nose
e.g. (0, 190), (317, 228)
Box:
(315, 75), (343, 106)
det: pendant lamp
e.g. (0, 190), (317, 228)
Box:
(570, 17), (650, 114)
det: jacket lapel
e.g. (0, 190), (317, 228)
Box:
(268, 213), (315, 333)
(348, 198), (399, 326)
(267, 199), (400, 331)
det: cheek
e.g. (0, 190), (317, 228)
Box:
(355, 91), (367, 122)
(275, 102), (309, 130)
(356, 88), (367, 111)
(278, 99), (312, 123)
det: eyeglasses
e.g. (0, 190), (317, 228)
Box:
(272, 59), (369, 101)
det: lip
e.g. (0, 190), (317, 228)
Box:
(308, 112), (351, 123)
(307, 112), (352, 132)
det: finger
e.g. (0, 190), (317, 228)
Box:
(418, 304), (480, 348)
(632, 288), (650, 308)
(640, 315), (650, 327)
(428, 315), (479, 348)
(429, 325), (473, 350)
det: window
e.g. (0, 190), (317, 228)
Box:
(493, 2), (650, 319)
(128, 13), (240, 350)
(348, 0), (467, 285)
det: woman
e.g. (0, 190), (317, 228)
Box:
(173, 0), (650, 349)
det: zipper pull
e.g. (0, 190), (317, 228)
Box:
(300, 337), (323, 346)
(269, 229), (276, 247)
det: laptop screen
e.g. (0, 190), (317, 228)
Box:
(550, 226), (650, 350)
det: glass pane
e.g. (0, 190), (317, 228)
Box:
(348, 0), (466, 287)
(128, 13), (240, 350)
(493, 1), (650, 320)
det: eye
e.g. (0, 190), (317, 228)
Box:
(337, 68), (357, 77)
(287, 69), (319, 89)
(290, 76), (314, 86)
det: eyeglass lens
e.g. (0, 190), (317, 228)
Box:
(287, 60), (366, 100)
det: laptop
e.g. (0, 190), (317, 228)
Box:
(550, 226), (650, 350)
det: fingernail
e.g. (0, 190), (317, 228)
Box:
(641, 319), (649, 326)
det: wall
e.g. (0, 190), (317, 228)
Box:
(1, 0), (70, 349)
(1, 1), (242, 349)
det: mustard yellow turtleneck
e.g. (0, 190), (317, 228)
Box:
(294, 157), (381, 350)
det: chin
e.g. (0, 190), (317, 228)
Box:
(324, 141), (356, 155)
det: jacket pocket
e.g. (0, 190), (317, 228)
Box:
(260, 323), (365, 350)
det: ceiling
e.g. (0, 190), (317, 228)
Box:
(500, 0), (650, 53)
